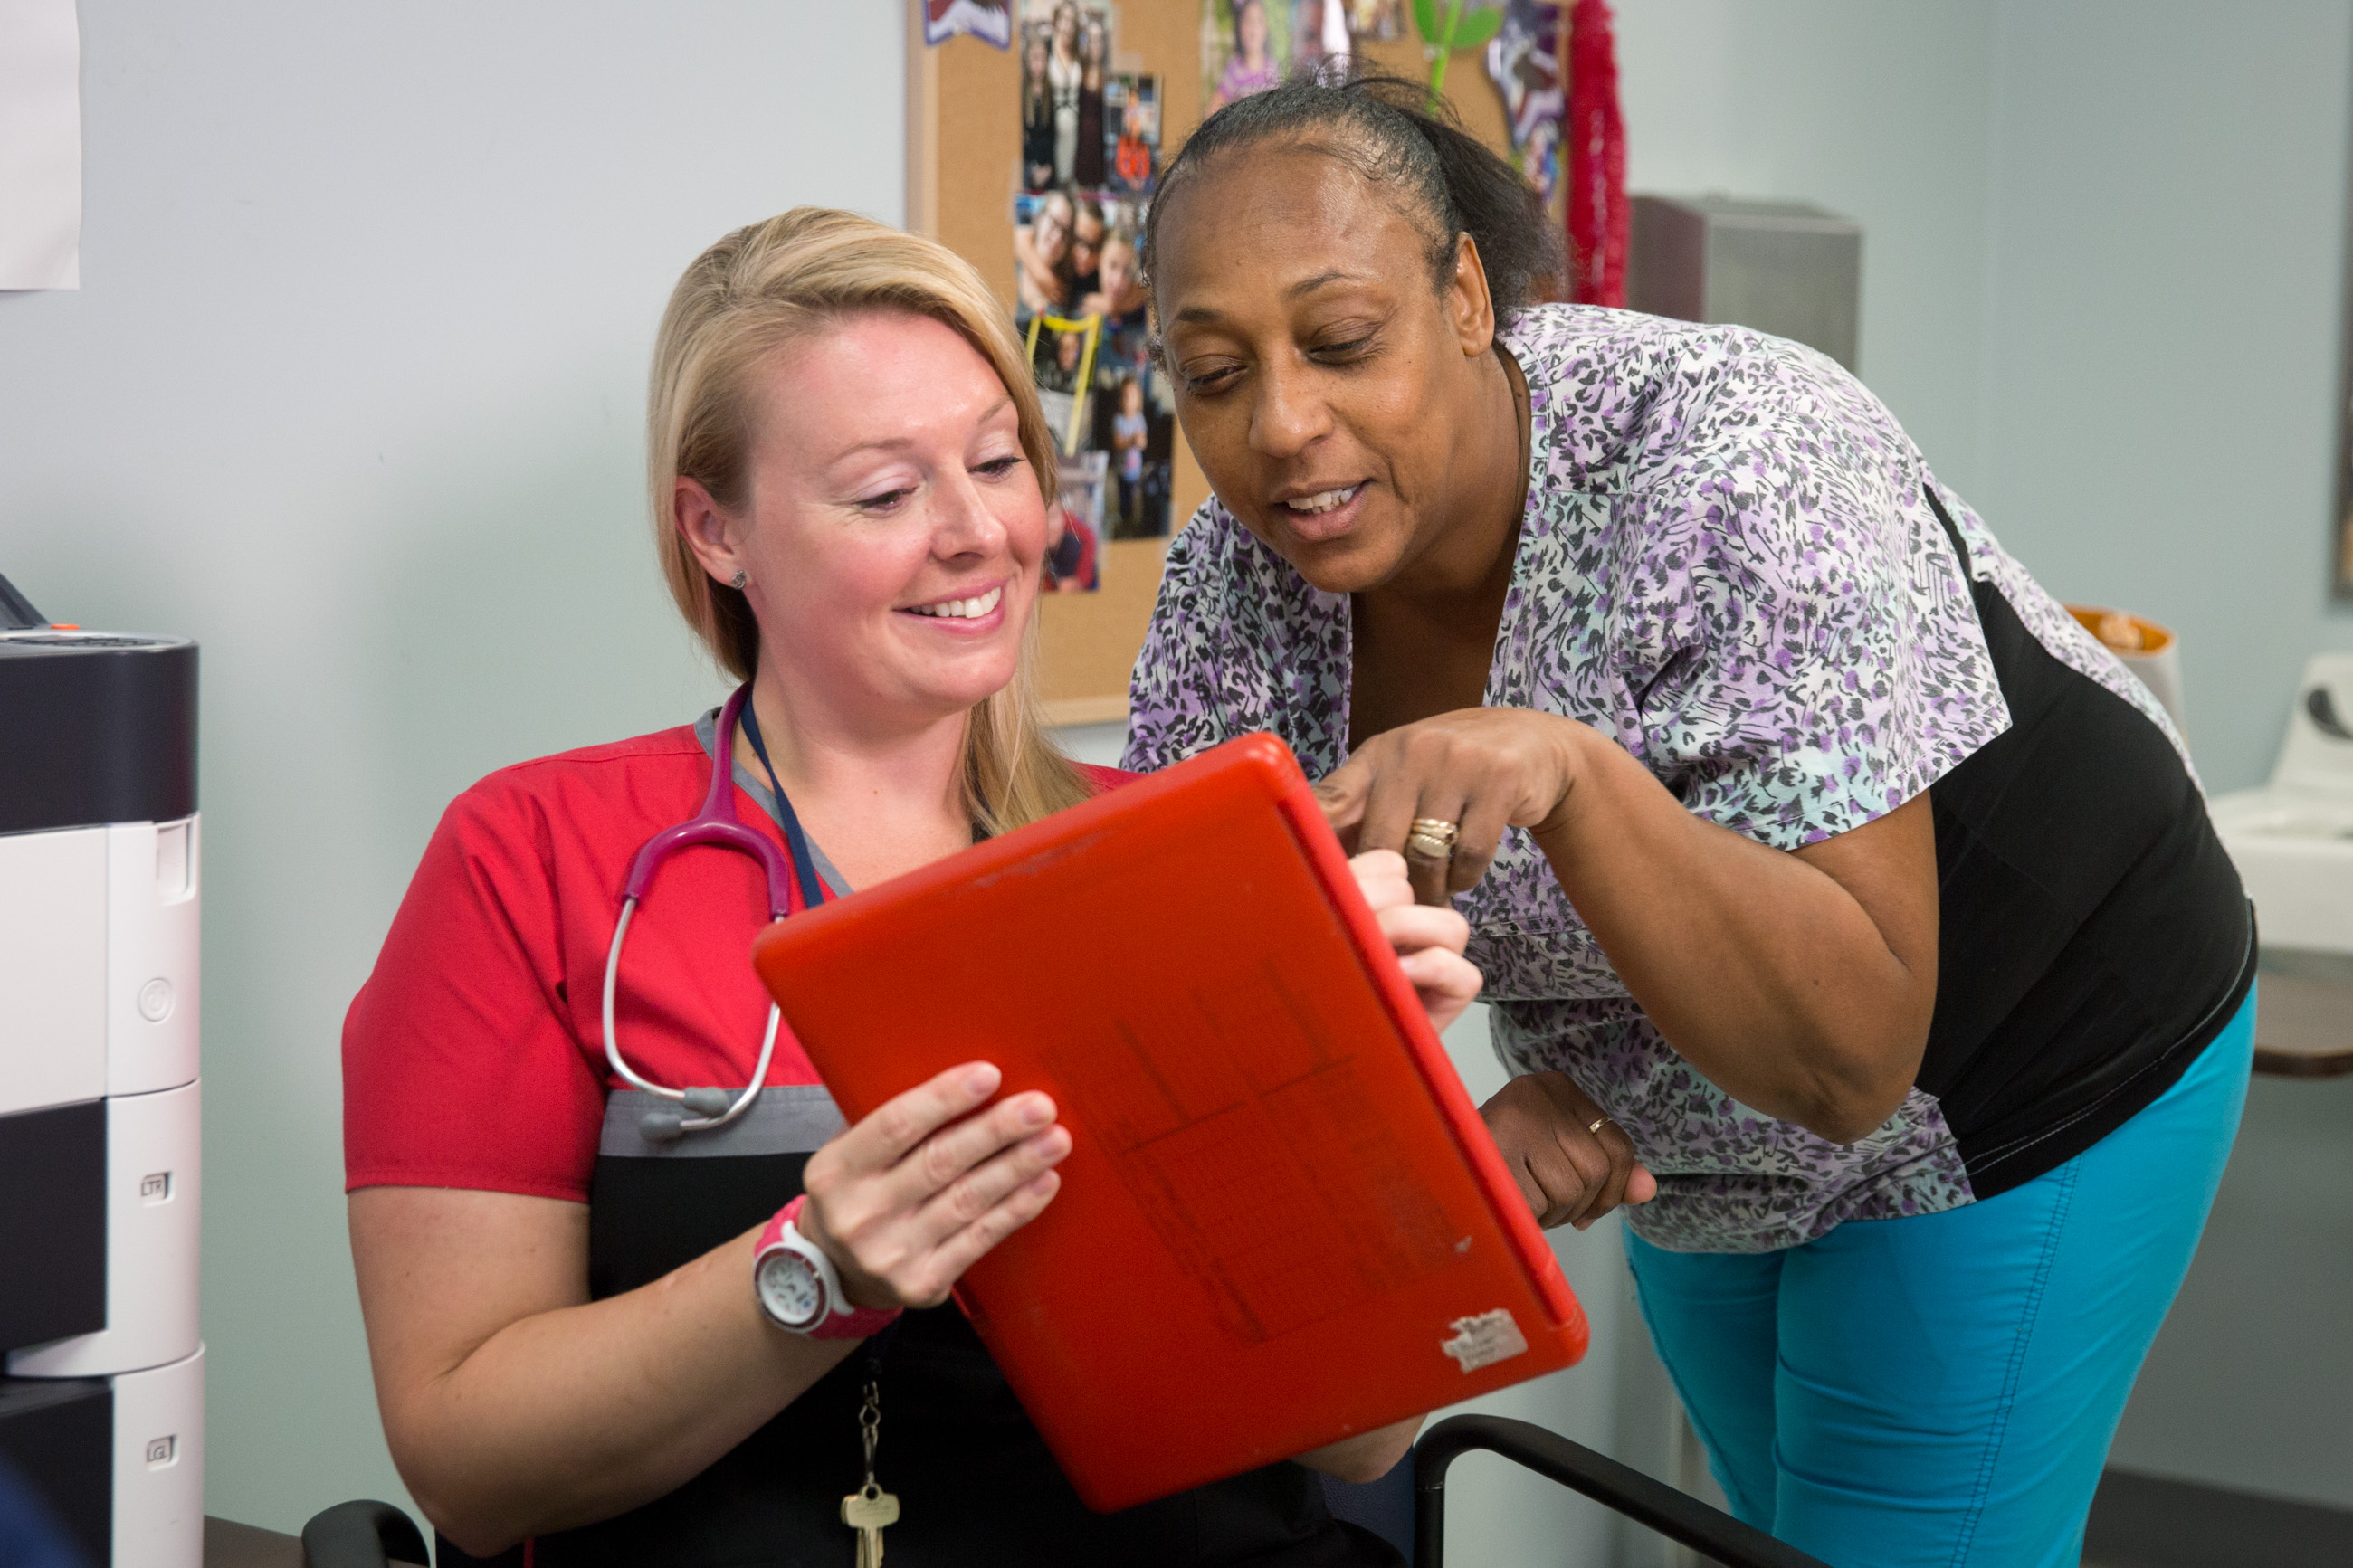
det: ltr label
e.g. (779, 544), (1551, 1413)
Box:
(140, 1173), (171, 1202)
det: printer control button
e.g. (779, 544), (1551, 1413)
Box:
(138, 977), (176, 1022)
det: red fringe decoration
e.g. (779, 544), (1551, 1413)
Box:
(1565, 0), (1627, 308)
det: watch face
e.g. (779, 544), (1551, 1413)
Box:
(757, 1249), (825, 1329)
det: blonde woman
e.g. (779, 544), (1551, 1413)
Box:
(340, 209), (1470, 1567)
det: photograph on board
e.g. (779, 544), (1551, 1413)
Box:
(924, 0), (1013, 49)
(1013, 189), (1072, 321)
(1291, 0), (1353, 73)
(1014, 189), (1170, 540)
(1021, 1), (1113, 192)
(1105, 74), (1160, 199)
(1013, 8), (1174, 548)
(1348, 0), (1406, 41)
(1045, 451), (1107, 594)
(1078, 226), (1176, 539)
(1093, 366), (1174, 541)
(1026, 310), (1101, 455)
(1485, 0), (1564, 203)
(1202, 0), (1289, 113)
(1015, 190), (1129, 328)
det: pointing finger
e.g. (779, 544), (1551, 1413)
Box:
(1314, 754), (1375, 851)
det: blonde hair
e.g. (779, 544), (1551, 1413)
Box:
(648, 207), (1092, 834)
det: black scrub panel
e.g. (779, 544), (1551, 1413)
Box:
(1918, 487), (2255, 1198)
(433, 1088), (1402, 1568)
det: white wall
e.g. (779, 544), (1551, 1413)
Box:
(1973, 0), (2353, 793)
(1616, 0), (2001, 496)
(1, 1), (903, 1535)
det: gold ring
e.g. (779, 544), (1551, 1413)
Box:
(1586, 1116), (1614, 1136)
(1405, 817), (1460, 860)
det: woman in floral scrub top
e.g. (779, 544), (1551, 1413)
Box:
(1131, 74), (2255, 1567)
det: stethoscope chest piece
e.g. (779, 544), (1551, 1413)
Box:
(603, 684), (826, 1142)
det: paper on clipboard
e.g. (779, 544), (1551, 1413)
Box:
(0, 0), (81, 290)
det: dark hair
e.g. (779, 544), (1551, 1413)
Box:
(1142, 67), (1562, 318)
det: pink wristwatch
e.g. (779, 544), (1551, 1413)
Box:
(752, 1195), (902, 1339)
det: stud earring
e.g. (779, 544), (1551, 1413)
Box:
(729, 570), (748, 590)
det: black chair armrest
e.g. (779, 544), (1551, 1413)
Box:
(1412, 1414), (1829, 1568)
(300, 1500), (430, 1568)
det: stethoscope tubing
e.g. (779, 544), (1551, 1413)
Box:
(601, 683), (814, 1142)
(602, 898), (783, 1138)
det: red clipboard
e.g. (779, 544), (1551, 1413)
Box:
(750, 733), (1587, 1512)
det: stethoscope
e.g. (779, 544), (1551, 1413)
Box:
(602, 683), (827, 1143)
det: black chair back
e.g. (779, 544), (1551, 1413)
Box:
(1413, 1415), (1831, 1568)
(300, 1500), (429, 1568)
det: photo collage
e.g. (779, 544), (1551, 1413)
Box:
(1010, 2), (1414, 590)
(1015, 2), (1166, 592)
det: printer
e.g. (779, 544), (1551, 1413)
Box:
(0, 573), (204, 1568)
(2208, 652), (2353, 957)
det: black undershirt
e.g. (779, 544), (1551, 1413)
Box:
(1920, 486), (2253, 1199)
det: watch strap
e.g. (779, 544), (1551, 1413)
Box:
(757, 1195), (902, 1340)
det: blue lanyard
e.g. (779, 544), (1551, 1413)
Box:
(739, 697), (901, 1370)
(737, 698), (831, 915)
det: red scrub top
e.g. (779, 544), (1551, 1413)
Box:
(342, 723), (1129, 1202)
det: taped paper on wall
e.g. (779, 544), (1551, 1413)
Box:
(0, 0), (81, 290)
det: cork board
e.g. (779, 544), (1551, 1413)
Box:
(908, 5), (1538, 724)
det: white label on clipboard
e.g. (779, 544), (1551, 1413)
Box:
(1440, 1309), (1529, 1373)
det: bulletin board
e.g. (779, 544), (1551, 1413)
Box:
(907, 3), (1544, 723)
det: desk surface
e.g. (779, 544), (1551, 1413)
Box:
(2254, 954), (2353, 1079)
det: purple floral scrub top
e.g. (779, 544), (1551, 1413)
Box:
(1122, 303), (2211, 1255)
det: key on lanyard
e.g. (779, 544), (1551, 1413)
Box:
(842, 1379), (900, 1567)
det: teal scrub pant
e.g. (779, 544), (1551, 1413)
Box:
(1624, 992), (2255, 1568)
